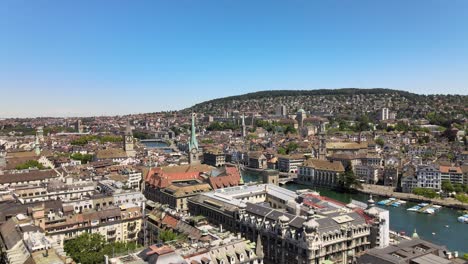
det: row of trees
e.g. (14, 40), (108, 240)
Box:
(412, 188), (439, 199)
(71, 135), (122, 146)
(15, 160), (47, 170)
(255, 120), (297, 135)
(70, 153), (94, 164)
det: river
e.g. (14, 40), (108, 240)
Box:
(242, 171), (468, 254)
(141, 141), (173, 153)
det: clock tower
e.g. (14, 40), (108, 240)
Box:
(124, 124), (136, 157)
(189, 113), (200, 164)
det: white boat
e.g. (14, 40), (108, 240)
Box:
(424, 208), (435, 214)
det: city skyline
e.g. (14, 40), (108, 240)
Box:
(2, 0), (468, 117)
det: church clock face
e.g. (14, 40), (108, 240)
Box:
(191, 148), (198, 154)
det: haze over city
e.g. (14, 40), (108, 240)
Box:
(1, 0), (468, 117)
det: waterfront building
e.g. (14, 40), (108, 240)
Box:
(416, 164), (441, 190)
(248, 152), (267, 169)
(188, 184), (389, 264)
(354, 164), (380, 184)
(296, 159), (345, 188)
(383, 166), (399, 187)
(439, 165), (464, 185)
(203, 148), (226, 167)
(278, 154), (306, 174)
(357, 238), (457, 264)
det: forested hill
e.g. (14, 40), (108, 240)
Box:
(184, 88), (467, 120)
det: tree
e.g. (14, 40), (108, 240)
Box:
(412, 188), (439, 199)
(286, 142), (299, 154)
(395, 121), (409, 132)
(64, 233), (107, 264)
(453, 183), (464, 193)
(284, 125), (297, 135)
(158, 229), (185, 243)
(64, 233), (137, 264)
(15, 160), (45, 170)
(70, 153), (94, 164)
(441, 180), (454, 193)
(355, 115), (372, 132)
(277, 147), (287, 155)
(375, 137), (384, 147)
(338, 165), (362, 191)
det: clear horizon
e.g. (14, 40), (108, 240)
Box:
(1, 1), (468, 118)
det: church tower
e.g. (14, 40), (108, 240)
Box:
(34, 136), (41, 156)
(124, 124), (136, 157)
(241, 114), (246, 138)
(318, 132), (326, 160)
(189, 113), (200, 164)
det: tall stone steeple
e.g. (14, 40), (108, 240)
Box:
(124, 123), (136, 157)
(241, 114), (246, 138)
(34, 136), (41, 156)
(189, 113), (200, 164)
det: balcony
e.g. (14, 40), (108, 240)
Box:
(127, 232), (137, 239)
(127, 223), (137, 232)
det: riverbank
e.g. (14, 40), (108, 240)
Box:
(358, 184), (468, 210)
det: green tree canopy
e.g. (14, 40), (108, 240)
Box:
(338, 165), (362, 191)
(441, 180), (454, 193)
(64, 233), (137, 264)
(15, 160), (46, 170)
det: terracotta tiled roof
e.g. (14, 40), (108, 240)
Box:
(0, 169), (61, 184)
(145, 165), (212, 188)
(326, 142), (368, 150)
(208, 167), (241, 190)
(302, 159), (344, 172)
(439, 165), (462, 174)
(161, 214), (179, 229)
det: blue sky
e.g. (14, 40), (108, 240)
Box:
(1, 0), (467, 117)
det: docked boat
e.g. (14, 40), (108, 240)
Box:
(457, 214), (468, 223)
(424, 208), (436, 214)
(377, 199), (390, 205)
(407, 205), (421, 212)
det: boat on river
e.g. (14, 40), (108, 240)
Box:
(407, 205), (421, 212)
(457, 214), (468, 223)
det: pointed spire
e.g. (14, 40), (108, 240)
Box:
(189, 113), (199, 151)
(255, 234), (264, 257)
(34, 136), (40, 156)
